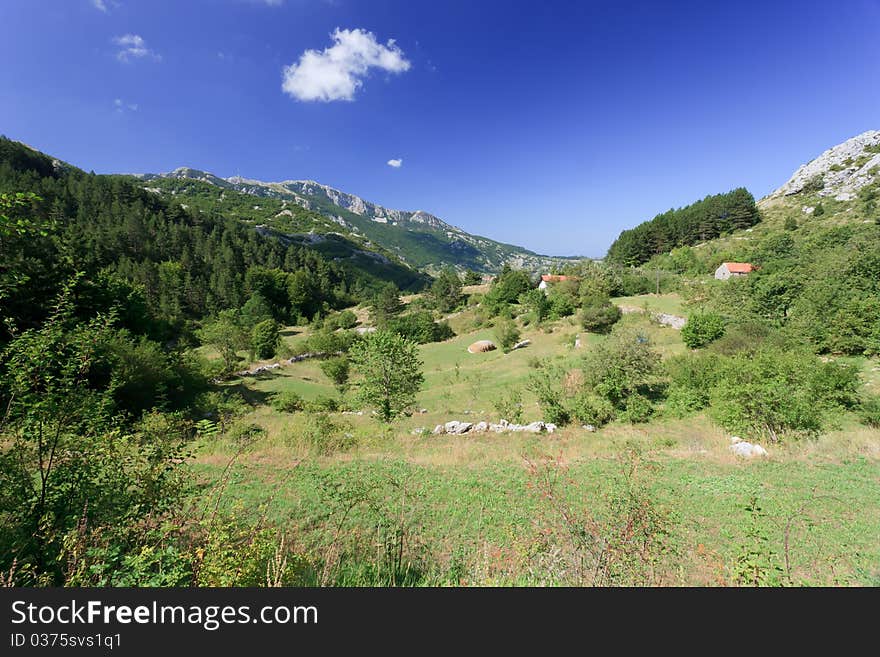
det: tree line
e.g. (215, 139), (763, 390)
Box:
(606, 188), (760, 266)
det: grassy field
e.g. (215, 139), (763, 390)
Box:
(189, 294), (880, 586)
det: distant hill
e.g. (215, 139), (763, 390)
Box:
(606, 130), (880, 265)
(135, 168), (583, 273)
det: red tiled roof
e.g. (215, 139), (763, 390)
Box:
(722, 262), (755, 274)
(541, 275), (577, 282)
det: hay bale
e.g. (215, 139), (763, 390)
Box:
(468, 340), (497, 354)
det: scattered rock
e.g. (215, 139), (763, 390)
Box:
(652, 313), (687, 330)
(411, 427), (427, 435)
(444, 420), (473, 434)
(583, 424), (596, 432)
(511, 339), (531, 350)
(432, 424), (445, 435)
(418, 408), (428, 414)
(730, 441), (768, 458)
(474, 421), (488, 432)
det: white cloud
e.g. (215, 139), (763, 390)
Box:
(114, 98), (138, 113)
(113, 34), (161, 62)
(92, 0), (120, 12)
(281, 27), (411, 102)
(387, 158), (403, 168)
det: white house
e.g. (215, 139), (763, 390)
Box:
(714, 262), (755, 280)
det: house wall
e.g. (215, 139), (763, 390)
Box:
(714, 264), (730, 280)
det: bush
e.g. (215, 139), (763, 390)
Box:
(494, 317), (521, 353)
(803, 174), (824, 192)
(663, 352), (722, 416)
(226, 421), (266, 447)
(709, 349), (825, 441)
(527, 364), (571, 425)
(519, 288), (552, 324)
(582, 329), (661, 408)
(619, 393), (653, 424)
(272, 391), (304, 413)
(580, 297), (621, 334)
(337, 309), (358, 329)
(320, 356), (350, 393)
(304, 328), (357, 354)
(708, 320), (770, 356)
(808, 360), (860, 410)
(304, 396), (340, 413)
(387, 311), (455, 344)
(548, 293), (576, 319)
(858, 396), (880, 428)
(664, 385), (711, 418)
(681, 312), (725, 349)
(298, 413), (355, 455)
(570, 393), (615, 427)
(251, 319), (280, 359)
(492, 386), (524, 423)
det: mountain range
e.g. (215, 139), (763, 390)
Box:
(135, 168), (583, 275)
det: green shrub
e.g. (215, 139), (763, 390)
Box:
(251, 319), (280, 359)
(619, 393), (653, 424)
(387, 311), (455, 344)
(298, 413), (355, 455)
(548, 292), (576, 319)
(709, 349), (824, 441)
(663, 352), (722, 416)
(803, 174), (824, 192)
(304, 396), (340, 413)
(271, 391), (304, 413)
(494, 316), (521, 353)
(226, 421), (266, 446)
(808, 360), (860, 409)
(580, 297), (621, 334)
(527, 364), (571, 425)
(337, 309), (358, 329)
(858, 396), (880, 428)
(664, 385), (710, 418)
(570, 393), (615, 427)
(582, 329), (661, 408)
(492, 386), (524, 423)
(708, 321), (770, 356)
(320, 356), (350, 393)
(681, 312), (725, 349)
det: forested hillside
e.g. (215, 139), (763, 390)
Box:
(138, 168), (582, 273)
(606, 188), (760, 265)
(0, 137), (427, 343)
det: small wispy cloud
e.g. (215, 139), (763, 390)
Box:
(113, 34), (161, 62)
(114, 98), (139, 113)
(387, 158), (403, 168)
(92, 0), (120, 12)
(281, 27), (411, 102)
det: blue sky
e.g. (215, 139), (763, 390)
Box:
(1, 1), (878, 256)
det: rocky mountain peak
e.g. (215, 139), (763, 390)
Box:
(766, 130), (880, 201)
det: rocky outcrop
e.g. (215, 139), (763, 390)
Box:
(766, 130), (880, 200)
(432, 419), (557, 435)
